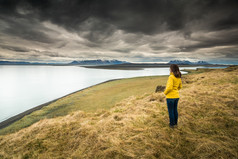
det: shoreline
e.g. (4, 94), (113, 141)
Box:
(80, 64), (231, 70)
(0, 78), (129, 129)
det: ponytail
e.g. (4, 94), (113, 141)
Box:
(170, 64), (182, 78)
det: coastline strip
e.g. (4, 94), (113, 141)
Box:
(0, 78), (130, 130)
(80, 64), (230, 70)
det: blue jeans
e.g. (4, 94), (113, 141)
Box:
(166, 98), (179, 126)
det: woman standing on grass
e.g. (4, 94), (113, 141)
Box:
(164, 64), (182, 128)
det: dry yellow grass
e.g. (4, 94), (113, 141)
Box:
(0, 66), (237, 158)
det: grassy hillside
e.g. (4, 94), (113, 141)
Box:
(0, 66), (237, 158)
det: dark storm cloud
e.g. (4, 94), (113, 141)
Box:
(32, 49), (67, 58)
(149, 46), (169, 51)
(0, 44), (65, 59)
(111, 48), (133, 53)
(1, 0), (238, 38)
(0, 15), (58, 43)
(56, 42), (68, 49)
(179, 28), (238, 52)
(0, 0), (238, 63)
(79, 18), (117, 44)
(0, 44), (30, 52)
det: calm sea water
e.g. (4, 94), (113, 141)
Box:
(0, 65), (227, 122)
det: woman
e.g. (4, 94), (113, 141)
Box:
(163, 64), (182, 128)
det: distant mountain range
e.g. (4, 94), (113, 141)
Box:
(0, 59), (130, 65)
(0, 61), (56, 65)
(0, 59), (211, 65)
(168, 60), (210, 65)
(69, 59), (130, 65)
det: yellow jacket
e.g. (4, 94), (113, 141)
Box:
(164, 72), (182, 98)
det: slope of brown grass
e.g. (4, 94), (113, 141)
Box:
(0, 66), (237, 158)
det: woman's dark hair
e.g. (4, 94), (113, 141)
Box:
(170, 64), (182, 78)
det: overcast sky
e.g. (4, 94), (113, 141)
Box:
(0, 0), (238, 64)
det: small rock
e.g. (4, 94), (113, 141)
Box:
(155, 85), (166, 93)
(113, 115), (122, 121)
